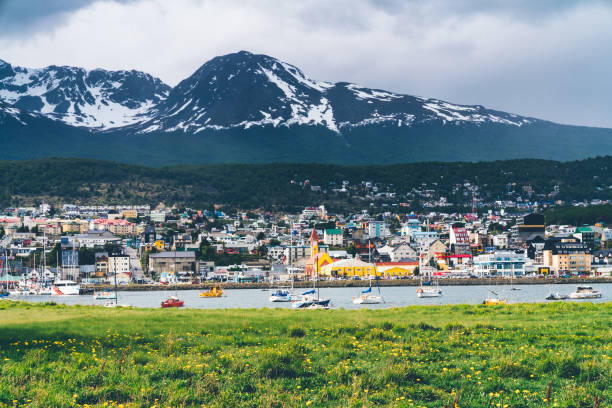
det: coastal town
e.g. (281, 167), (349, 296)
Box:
(1, 198), (611, 294)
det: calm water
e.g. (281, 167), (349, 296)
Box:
(8, 283), (610, 309)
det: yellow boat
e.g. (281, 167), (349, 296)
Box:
(200, 285), (223, 298)
(483, 298), (507, 305)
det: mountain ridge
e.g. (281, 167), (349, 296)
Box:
(0, 51), (610, 165)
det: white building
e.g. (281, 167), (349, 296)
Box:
(74, 231), (121, 248)
(367, 221), (390, 239)
(323, 229), (344, 246)
(150, 211), (166, 223)
(492, 234), (509, 249)
(473, 251), (526, 276)
(108, 255), (130, 274)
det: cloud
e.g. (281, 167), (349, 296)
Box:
(0, 0), (611, 127)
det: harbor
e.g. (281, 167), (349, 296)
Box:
(6, 283), (610, 309)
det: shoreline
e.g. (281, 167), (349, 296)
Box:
(81, 276), (612, 293)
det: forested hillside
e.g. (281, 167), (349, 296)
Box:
(0, 156), (610, 211)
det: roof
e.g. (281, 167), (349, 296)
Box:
(326, 258), (374, 268)
(575, 226), (593, 233)
(325, 229), (342, 235)
(150, 251), (196, 259)
(375, 262), (418, 266)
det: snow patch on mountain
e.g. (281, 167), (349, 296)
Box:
(0, 51), (539, 135)
(0, 61), (170, 130)
(346, 84), (403, 102)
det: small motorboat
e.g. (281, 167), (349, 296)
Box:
(161, 296), (184, 308)
(416, 287), (442, 298)
(568, 286), (602, 299)
(94, 291), (117, 300)
(483, 290), (506, 305)
(269, 288), (292, 302)
(483, 297), (507, 305)
(200, 285), (223, 298)
(545, 292), (569, 300)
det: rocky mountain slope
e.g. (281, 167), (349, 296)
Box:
(0, 51), (610, 165)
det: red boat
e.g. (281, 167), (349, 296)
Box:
(161, 296), (184, 308)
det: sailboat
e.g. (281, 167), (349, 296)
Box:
(270, 245), (295, 302)
(103, 267), (121, 307)
(483, 289), (507, 305)
(292, 255), (330, 309)
(353, 276), (384, 304)
(509, 270), (521, 291)
(416, 242), (441, 298)
(0, 251), (9, 298)
(545, 281), (568, 300)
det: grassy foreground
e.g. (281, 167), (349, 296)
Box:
(0, 302), (610, 408)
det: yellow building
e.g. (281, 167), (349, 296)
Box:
(375, 262), (418, 277)
(122, 209), (138, 219)
(61, 220), (89, 234)
(542, 237), (591, 274)
(320, 258), (376, 278)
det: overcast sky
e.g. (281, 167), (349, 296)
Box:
(0, 0), (611, 127)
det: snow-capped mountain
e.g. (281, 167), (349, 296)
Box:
(136, 51), (534, 134)
(0, 59), (170, 130)
(0, 51), (610, 166)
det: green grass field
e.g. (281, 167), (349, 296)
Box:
(0, 301), (610, 408)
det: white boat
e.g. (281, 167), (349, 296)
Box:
(545, 292), (568, 300)
(94, 291), (117, 300)
(269, 288), (293, 302)
(292, 289), (331, 309)
(51, 280), (80, 296)
(353, 293), (383, 304)
(306, 303), (331, 310)
(568, 286), (602, 299)
(352, 282), (384, 304)
(416, 241), (442, 298)
(416, 286), (442, 298)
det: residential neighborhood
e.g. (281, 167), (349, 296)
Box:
(1, 198), (611, 288)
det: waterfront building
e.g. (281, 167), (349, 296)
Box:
(320, 258), (376, 278)
(375, 261), (418, 277)
(542, 236), (591, 275)
(148, 251), (196, 275)
(473, 251), (526, 276)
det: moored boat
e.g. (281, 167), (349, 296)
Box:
(200, 285), (223, 298)
(51, 280), (80, 296)
(416, 287), (442, 298)
(353, 286), (383, 304)
(292, 289), (331, 309)
(568, 286), (602, 299)
(94, 291), (117, 300)
(161, 296), (184, 308)
(483, 290), (507, 305)
(269, 288), (292, 302)
(545, 292), (569, 300)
